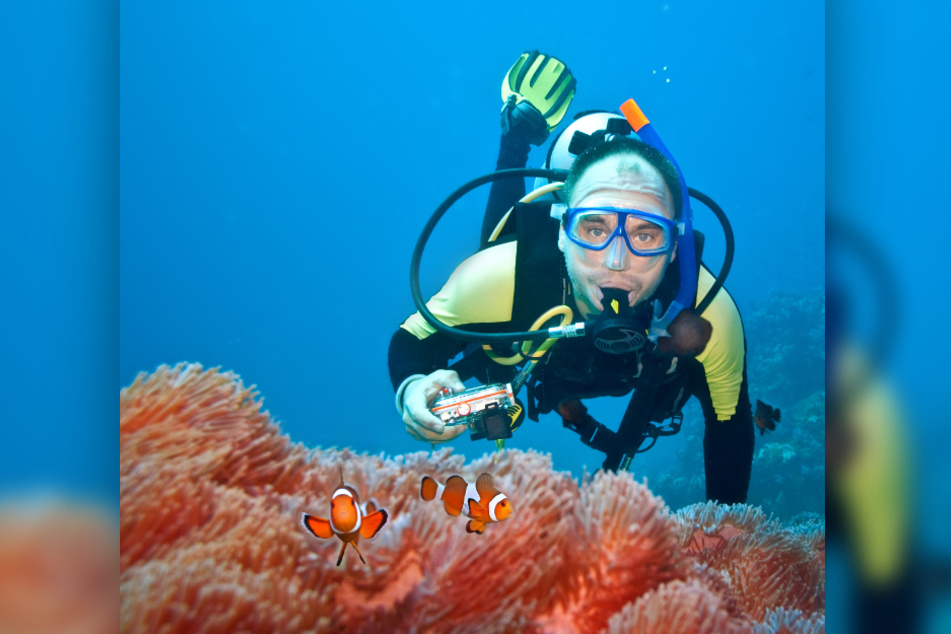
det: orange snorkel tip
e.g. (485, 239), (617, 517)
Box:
(620, 98), (650, 133)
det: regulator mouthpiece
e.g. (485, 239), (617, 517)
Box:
(591, 288), (649, 354)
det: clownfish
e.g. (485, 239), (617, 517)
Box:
(420, 472), (514, 534)
(300, 468), (388, 566)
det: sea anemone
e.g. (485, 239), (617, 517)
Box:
(675, 503), (825, 620)
(120, 363), (824, 633)
(0, 503), (117, 634)
(604, 578), (751, 634)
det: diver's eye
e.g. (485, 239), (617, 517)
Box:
(576, 217), (614, 243)
(630, 230), (663, 248)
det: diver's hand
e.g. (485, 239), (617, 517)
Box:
(402, 370), (468, 443)
(501, 95), (550, 146)
(500, 51), (576, 146)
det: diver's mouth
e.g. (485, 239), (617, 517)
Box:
(595, 286), (637, 309)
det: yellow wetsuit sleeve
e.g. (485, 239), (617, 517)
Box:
(837, 345), (911, 586)
(400, 241), (517, 339)
(694, 267), (746, 421)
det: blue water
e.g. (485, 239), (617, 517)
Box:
(1, 3), (116, 512)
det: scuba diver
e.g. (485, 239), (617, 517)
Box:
(388, 51), (755, 504)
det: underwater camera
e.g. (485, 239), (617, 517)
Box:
(431, 383), (516, 441)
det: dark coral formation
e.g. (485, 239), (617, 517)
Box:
(745, 288), (825, 406)
(120, 363), (824, 633)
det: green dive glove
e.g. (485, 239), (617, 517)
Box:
(501, 50), (576, 146)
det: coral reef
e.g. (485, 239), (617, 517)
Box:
(744, 289), (825, 407)
(744, 289), (825, 517)
(121, 363), (824, 633)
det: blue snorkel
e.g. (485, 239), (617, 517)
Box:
(619, 99), (696, 340)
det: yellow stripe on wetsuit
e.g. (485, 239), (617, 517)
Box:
(401, 242), (517, 339)
(695, 267), (746, 421)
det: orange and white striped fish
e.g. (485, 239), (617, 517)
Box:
(420, 472), (514, 534)
(300, 468), (388, 566)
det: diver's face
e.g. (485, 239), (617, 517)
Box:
(559, 153), (677, 319)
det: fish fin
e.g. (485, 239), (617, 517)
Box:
(759, 428), (765, 436)
(774, 408), (781, 421)
(420, 476), (439, 501)
(335, 542), (347, 566)
(441, 475), (467, 516)
(350, 541), (367, 565)
(361, 497), (379, 515)
(468, 498), (487, 519)
(466, 520), (486, 535)
(756, 399), (765, 409)
(446, 474), (468, 489)
(360, 509), (389, 539)
(301, 513), (334, 540)
(475, 473), (497, 499)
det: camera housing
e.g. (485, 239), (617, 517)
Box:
(431, 383), (516, 441)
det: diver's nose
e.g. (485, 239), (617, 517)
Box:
(603, 235), (628, 271)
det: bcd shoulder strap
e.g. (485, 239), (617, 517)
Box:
(510, 200), (567, 330)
